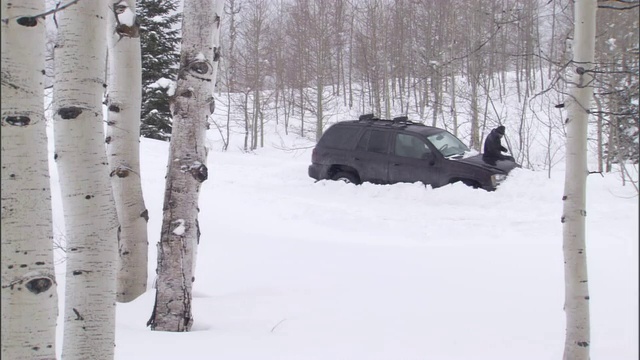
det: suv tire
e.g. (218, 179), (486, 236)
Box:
(332, 171), (360, 185)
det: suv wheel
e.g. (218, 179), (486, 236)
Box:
(332, 171), (360, 185)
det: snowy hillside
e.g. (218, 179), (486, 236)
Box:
(49, 122), (638, 359)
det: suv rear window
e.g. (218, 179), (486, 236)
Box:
(319, 125), (360, 150)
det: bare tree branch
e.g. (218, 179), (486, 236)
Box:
(597, 0), (640, 9)
(1, 0), (81, 25)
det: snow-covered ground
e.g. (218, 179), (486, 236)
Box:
(49, 124), (638, 359)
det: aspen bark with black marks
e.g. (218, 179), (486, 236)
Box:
(106, 0), (149, 303)
(562, 0), (597, 358)
(53, 0), (118, 358)
(1, 0), (58, 358)
(149, 0), (223, 332)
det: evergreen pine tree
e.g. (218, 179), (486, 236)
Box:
(138, 0), (181, 141)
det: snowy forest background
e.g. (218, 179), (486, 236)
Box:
(118, 0), (639, 175)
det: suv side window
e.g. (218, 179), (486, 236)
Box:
(320, 125), (360, 150)
(356, 129), (389, 154)
(394, 133), (431, 159)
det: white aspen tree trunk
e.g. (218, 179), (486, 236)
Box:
(316, 79), (323, 142)
(1, 1), (58, 359)
(562, 0), (596, 359)
(52, 0), (119, 358)
(106, 0), (148, 303)
(450, 70), (458, 136)
(210, 0), (223, 98)
(469, 73), (480, 150)
(148, 0), (222, 332)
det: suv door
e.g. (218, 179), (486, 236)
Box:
(388, 132), (440, 186)
(353, 128), (391, 184)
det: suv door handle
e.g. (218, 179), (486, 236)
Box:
(354, 157), (360, 161)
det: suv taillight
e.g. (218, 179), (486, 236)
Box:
(311, 147), (318, 163)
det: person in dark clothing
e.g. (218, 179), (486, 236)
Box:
(483, 125), (515, 163)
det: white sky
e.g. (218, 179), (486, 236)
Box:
(48, 118), (638, 359)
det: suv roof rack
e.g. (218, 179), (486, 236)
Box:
(358, 113), (377, 122)
(356, 114), (424, 128)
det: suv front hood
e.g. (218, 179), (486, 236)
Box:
(455, 154), (519, 174)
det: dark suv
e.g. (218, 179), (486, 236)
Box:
(308, 114), (519, 191)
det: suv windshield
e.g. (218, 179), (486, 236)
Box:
(426, 131), (470, 158)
